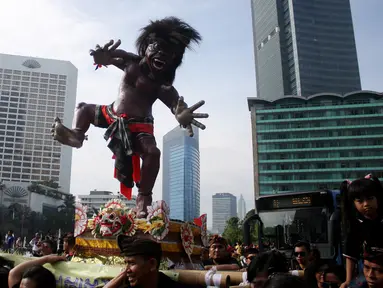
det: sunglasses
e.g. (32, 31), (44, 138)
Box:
(294, 252), (306, 257)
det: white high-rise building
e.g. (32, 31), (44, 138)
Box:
(78, 190), (136, 211)
(237, 194), (246, 220)
(0, 53), (77, 193)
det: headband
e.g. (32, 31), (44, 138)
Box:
(346, 173), (374, 186)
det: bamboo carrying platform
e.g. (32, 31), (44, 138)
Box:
(173, 270), (247, 287)
(75, 220), (204, 263)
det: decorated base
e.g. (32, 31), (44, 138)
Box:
(74, 199), (208, 266)
(75, 221), (203, 263)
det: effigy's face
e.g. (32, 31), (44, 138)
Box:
(99, 211), (123, 237)
(145, 37), (179, 73)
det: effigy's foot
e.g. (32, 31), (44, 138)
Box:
(135, 192), (153, 218)
(51, 117), (87, 148)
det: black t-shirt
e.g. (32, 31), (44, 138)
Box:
(202, 257), (239, 266)
(344, 216), (383, 260)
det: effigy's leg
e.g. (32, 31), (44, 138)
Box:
(52, 103), (96, 148)
(134, 134), (161, 218)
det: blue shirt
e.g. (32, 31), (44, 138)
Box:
(6, 235), (14, 249)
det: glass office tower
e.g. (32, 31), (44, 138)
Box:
(162, 127), (200, 221)
(251, 0), (361, 100)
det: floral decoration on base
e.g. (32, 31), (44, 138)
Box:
(75, 199), (170, 241)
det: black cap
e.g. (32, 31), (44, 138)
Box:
(117, 235), (162, 258)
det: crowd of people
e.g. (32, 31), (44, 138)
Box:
(0, 232), (76, 288)
(1, 174), (383, 288)
(1, 231), (75, 260)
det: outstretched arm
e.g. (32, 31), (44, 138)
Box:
(109, 49), (141, 70)
(8, 255), (66, 287)
(158, 86), (209, 137)
(158, 85), (181, 114)
(103, 269), (128, 288)
(90, 40), (141, 71)
(110, 49), (140, 61)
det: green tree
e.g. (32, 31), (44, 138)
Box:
(0, 181), (6, 230)
(27, 180), (75, 234)
(28, 211), (45, 237)
(8, 203), (31, 236)
(27, 180), (61, 197)
(27, 182), (44, 194)
(38, 179), (60, 189)
(62, 194), (75, 209)
(57, 194), (75, 233)
(27, 180), (60, 194)
(222, 217), (243, 244)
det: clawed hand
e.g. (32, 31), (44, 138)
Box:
(175, 97), (209, 137)
(89, 39), (123, 67)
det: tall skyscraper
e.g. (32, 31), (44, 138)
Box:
(251, 0), (361, 100)
(162, 126), (200, 221)
(237, 194), (246, 220)
(0, 53), (77, 193)
(212, 193), (237, 234)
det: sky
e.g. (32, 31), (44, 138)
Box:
(0, 0), (382, 228)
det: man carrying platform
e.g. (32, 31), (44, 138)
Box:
(104, 235), (202, 288)
(203, 235), (240, 271)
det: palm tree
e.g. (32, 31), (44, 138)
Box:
(0, 180), (5, 203)
(27, 180), (74, 234)
(0, 180), (5, 226)
(8, 203), (31, 236)
(57, 194), (75, 233)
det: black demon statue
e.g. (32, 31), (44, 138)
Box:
(52, 17), (208, 218)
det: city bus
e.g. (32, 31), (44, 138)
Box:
(243, 190), (343, 265)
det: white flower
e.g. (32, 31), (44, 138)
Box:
(147, 200), (170, 240)
(74, 202), (88, 237)
(147, 200), (170, 218)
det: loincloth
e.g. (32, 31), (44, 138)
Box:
(94, 104), (154, 200)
